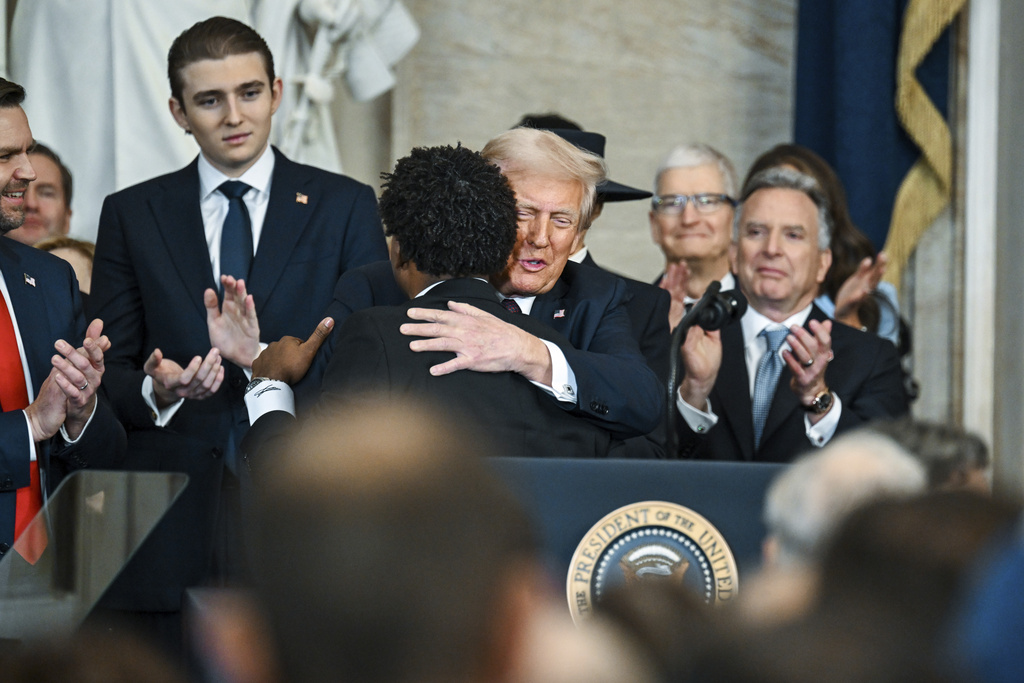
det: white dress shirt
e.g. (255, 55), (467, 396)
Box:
(144, 146), (276, 426)
(677, 303), (842, 448)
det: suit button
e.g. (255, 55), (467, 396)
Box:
(0, 543), (9, 554)
(0, 477), (12, 490)
(589, 401), (609, 416)
(211, 447), (223, 459)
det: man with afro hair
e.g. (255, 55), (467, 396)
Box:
(242, 144), (618, 461)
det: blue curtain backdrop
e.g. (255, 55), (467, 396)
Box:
(794, 0), (951, 251)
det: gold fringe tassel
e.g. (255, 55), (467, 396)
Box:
(883, 0), (966, 287)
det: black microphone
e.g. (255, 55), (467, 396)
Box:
(666, 282), (747, 456)
(693, 288), (747, 331)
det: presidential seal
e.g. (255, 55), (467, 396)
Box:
(567, 501), (739, 622)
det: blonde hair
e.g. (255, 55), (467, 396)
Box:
(482, 127), (606, 229)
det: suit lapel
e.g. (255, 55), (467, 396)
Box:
(531, 277), (572, 338)
(0, 242), (50, 392)
(149, 160), (216, 320)
(715, 322), (755, 460)
(249, 150), (314, 318)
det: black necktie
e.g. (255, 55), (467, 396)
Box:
(218, 180), (253, 283)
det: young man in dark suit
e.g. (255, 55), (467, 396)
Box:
(88, 17), (386, 640)
(244, 144), (617, 462)
(0, 77), (124, 560)
(676, 167), (907, 462)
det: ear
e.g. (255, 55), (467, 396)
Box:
(816, 248), (833, 284)
(269, 77), (284, 116)
(570, 228), (583, 254)
(169, 97), (190, 132)
(388, 236), (406, 269)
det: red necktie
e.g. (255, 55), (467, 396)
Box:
(1, 290), (47, 563)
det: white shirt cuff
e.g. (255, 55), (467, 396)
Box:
(676, 389), (719, 434)
(242, 342), (270, 381)
(142, 374), (185, 426)
(20, 412), (37, 462)
(244, 380), (295, 423)
(58, 398), (98, 445)
(804, 393), (843, 447)
(530, 339), (578, 404)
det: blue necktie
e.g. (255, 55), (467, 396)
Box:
(218, 181), (253, 284)
(752, 327), (788, 449)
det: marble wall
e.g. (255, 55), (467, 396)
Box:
(388, 0), (798, 281)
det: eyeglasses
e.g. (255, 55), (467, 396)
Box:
(651, 193), (736, 215)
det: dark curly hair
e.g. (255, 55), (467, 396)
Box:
(379, 144), (518, 278)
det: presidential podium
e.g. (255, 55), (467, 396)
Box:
(488, 458), (785, 597)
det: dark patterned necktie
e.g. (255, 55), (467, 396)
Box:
(501, 298), (522, 314)
(218, 180), (253, 283)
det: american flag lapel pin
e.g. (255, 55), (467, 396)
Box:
(295, 192), (308, 204)
(553, 309), (565, 319)
(24, 273), (36, 287)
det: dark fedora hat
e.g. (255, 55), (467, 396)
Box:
(544, 128), (653, 203)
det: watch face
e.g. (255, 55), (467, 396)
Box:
(804, 391), (832, 413)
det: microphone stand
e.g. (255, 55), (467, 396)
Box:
(665, 281), (723, 457)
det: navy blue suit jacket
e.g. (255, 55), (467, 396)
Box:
(320, 260), (662, 439)
(678, 305), (909, 463)
(89, 148), (386, 608)
(0, 238), (125, 555)
(580, 252), (670, 379)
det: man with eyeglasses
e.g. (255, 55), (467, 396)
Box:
(649, 144), (738, 330)
(674, 167), (907, 463)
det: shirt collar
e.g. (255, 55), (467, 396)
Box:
(414, 277), (491, 299)
(741, 302), (813, 345)
(198, 145), (276, 201)
(568, 246), (588, 264)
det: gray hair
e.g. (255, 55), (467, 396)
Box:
(866, 418), (990, 490)
(653, 143), (737, 198)
(763, 432), (927, 567)
(735, 166), (833, 250)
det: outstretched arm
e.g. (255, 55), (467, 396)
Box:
(401, 302), (555, 385)
(834, 253), (888, 328)
(252, 317), (335, 385)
